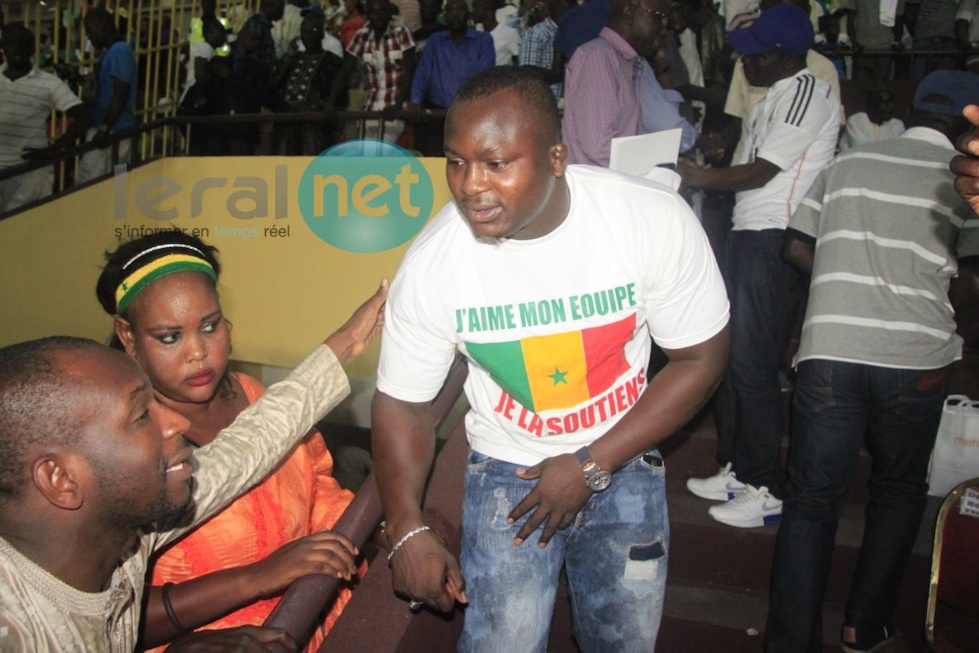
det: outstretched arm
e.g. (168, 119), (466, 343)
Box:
(678, 157), (780, 193)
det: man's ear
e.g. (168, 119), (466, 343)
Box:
(550, 142), (569, 177)
(114, 316), (136, 357)
(32, 455), (85, 510)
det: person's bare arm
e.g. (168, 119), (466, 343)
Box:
(142, 531), (358, 648)
(22, 104), (91, 160)
(678, 157), (780, 193)
(166, 625), (298, 652)
(372, 392), (468, 612)
(783, 231), (815, 278)
(94, 77), (131, 146)
(508, 328), (729, 546)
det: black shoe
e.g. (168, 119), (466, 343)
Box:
(841, 623), (896, 653)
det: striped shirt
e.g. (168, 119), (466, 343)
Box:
(347, 22), (416, 111)
(519, 17), (561, 99)
(562, 27), (643, 167)
(789, 127), (979, 369)
(0, 66), (83, 169)
(734, 68), (840, 231)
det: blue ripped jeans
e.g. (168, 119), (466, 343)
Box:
(458, 450), (669, 653)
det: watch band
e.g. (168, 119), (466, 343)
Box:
(574, 446), (612, 492)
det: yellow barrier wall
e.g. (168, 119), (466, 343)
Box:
(0, 156), (451, 379)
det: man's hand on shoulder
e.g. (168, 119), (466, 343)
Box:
(508, 453), (592, 548)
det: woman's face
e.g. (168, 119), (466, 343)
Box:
(118, 271), (231, 406)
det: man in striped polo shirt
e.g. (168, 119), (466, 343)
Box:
(0, 24), (89, 212)
(679, 4), (840, 528)
(766, 70), (979, 653)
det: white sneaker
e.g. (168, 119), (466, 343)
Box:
(708, 484), (782, 528)
(686, 462), (746, 501)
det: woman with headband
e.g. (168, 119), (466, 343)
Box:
(96, 231), (361, 652)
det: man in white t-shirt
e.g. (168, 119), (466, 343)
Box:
(840, 85), (905, 150)
(373, 66), (729, 652)
(0, 24), (89, 212)
(679, 4), (840, 529)
(474, 0), (522, 65)
(713, 0), (843, 167)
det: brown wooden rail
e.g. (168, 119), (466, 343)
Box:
(261, 356), (468, 653)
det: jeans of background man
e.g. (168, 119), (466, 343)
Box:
(765, 359), (948, 652)
(712, 229), (795, 496)
(459, 450), (669, 653)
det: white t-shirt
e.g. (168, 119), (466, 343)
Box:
(184, 41), (216, 94)
(377, 166), (729, 466)
(0, 66), (83, 169)
(297, 32), (345, 58)
(724, 50), (844, 164)
(840, 112), (905, 150)
(478, 22), (522, 66)
(733, 68), (840, 232)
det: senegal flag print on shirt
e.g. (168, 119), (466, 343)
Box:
(466, 313), (636, 413)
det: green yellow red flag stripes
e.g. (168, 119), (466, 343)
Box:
(466, 313), (636, 412)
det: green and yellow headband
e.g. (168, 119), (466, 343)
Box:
(115, 243), (217, 315)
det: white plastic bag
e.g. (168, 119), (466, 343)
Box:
(928, 395), (979, 497)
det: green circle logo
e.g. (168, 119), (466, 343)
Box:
(298, 140), (434, 253)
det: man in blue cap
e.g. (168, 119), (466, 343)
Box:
(766, 68), (979, 653)
(679, 3), (840, 529)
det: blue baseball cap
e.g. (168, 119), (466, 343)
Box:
(728, 4), (814, 56)
(913, 70), (979, 117)
(301, 5), (325, 19)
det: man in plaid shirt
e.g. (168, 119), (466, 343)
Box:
(347, 0), (417, 144)
(519, 0), (572, 100)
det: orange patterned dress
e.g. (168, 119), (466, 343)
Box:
(147, 373), (356, 652)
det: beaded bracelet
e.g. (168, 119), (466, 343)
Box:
(161, 582), (191, 634)
(386, 525), (432, 565)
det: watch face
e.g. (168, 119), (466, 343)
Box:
(588, 471), (612, 492)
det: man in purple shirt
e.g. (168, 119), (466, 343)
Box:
(407, 0), (494, 155)
(562, 0), (671, 167)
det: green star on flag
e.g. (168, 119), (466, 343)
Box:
(548, 367), (569, 386)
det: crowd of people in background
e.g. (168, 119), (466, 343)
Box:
(1, 1), (979, 652)
(0, 0), (975, 172)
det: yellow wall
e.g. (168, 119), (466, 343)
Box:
(0, 156), (450, 379)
